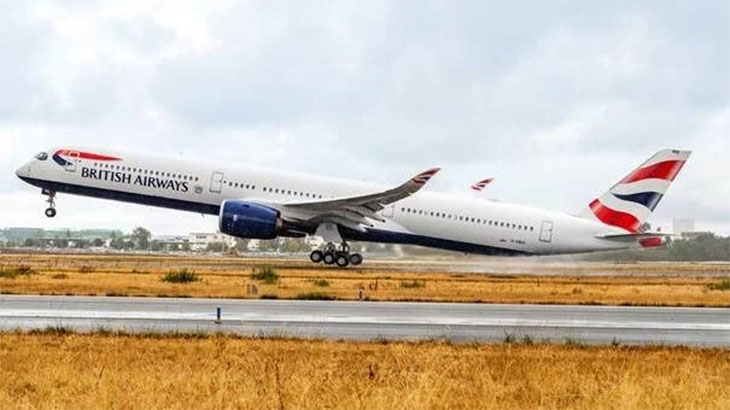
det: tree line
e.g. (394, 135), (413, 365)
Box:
(582, 233), (730, 262)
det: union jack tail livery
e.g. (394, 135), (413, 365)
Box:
(581, 149), (691, 232)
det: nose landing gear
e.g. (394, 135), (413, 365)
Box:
(43, 189), (57, 218)
(309, 241), (363, 268)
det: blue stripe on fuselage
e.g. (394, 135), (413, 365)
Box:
(612, 192), (664, 211)
(340, 228), (531, 256)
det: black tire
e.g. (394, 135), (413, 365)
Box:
(310, 250), (324, 263)
(45, 208), (56, 218)
(335, 254), (349, 267)
(349, 253), (363, 265)
(323, 252), (335, 265)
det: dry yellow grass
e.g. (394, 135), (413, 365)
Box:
(0, 332), (728, 409)
(1, 253), (729, 306)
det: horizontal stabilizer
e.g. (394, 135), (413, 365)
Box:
(595, 232), (672, 239)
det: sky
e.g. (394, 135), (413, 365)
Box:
(1, 0), (728, 236)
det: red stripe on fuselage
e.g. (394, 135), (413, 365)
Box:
(621, 160), (685, 184)
(54, 150), (121, 161)
(589, 199), (640, 232)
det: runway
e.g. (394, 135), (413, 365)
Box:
(1, 295), (728, 346)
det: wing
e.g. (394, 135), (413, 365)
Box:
(275, 167), (441, 232)
(470, 177), (494, 192)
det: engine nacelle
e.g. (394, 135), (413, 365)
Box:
(219, 200), (282, 240)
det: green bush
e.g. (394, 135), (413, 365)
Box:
(0, 265), (35, 279)
(707, 278), (730, 291)
(161, 269), (201, 284)
(260, 294), (279, 299)
(400, 280), (426, 289)
(312, 278), (330, 287)
(30, 325), (73, 335)
(296, 292), (336, 300)
(251, 266), (279, 284)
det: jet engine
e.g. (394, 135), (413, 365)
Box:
(219, 200), (282, 239)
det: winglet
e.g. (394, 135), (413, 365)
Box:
(470, 177), (494, 192)
(410, 167), (441, 185)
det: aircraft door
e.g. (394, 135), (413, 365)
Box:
(539, 220), (553, 243)
(209, 172), (224, 194)
(65, 151), (79, 172)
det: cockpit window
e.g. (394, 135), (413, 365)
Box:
(34, 152), (48, 161)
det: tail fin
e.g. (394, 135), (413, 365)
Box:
(580, 149), (691, 232)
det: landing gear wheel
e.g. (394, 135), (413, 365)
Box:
(323, 252), (336, 265)
(335, 254), (349, 267)
(310, 250), (324, 263)
(349, 253), (363, 266)
(43, 189), (57, 218)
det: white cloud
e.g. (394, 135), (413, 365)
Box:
(1, 0), (728, 235)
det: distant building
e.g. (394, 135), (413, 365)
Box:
(188, 232), (237, 251)
(247, 239), (261, 251)
(305, 236), (325, 248)
(152, 235), (190, 251)
(673, 219), (695, 236)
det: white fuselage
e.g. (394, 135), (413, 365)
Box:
(16, 147), (632, 256)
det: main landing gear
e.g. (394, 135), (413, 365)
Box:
(310, 242), (363, 268)
(43, 189), (57, 218)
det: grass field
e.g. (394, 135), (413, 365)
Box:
(0, 331), (728, 409)
(1, 253), (729, 306)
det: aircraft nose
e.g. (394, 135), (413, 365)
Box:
(15, 163), (30, 179)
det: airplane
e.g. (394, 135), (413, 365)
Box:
(15, 148), (690, 267)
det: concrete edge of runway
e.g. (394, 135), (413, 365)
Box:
(1, 295), (729, 347)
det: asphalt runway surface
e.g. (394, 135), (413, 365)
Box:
(1, 295), (728, 346)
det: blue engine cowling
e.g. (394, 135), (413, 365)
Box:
(219, 200), (281, 239)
